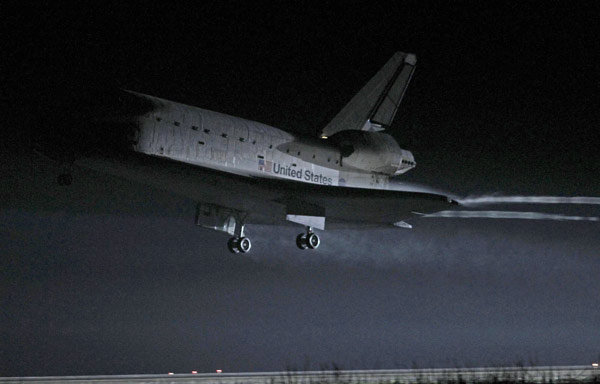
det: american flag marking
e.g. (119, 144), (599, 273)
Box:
(258, 159), (272, 172)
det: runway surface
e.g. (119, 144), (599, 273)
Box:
(2, 366), (599, 384)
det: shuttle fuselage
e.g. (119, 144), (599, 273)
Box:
(130, 92), (416, 192)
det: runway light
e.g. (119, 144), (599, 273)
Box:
(593, 363), (599, 368)
(168, 372), (174, 375)
(191, 371), (198, 374)
(216, 369), (223, 373)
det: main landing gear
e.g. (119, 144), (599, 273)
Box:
(296, 227), (320, 250)
(227, 236), (252, 254)
(194, 202), (252, 254)
(194, 202), (323, 253)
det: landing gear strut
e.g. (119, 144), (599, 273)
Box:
(226, 214), (251, 254)
(194, 203), (254, 254)
(228, 236), (252, 254)
(296, 227), (320, 250)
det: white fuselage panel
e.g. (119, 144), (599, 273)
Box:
(131, 94), (410, 191)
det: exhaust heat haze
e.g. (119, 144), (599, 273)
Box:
(457, 195), (600, 206)
(425, 210), (600, 222)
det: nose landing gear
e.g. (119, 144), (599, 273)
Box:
(296, 227), (320, 250)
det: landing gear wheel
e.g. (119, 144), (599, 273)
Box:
(228, 237), (251, 254)
(296, 232), (320, 250)
(307, 233), (320, 249)
(57, 173), (73, 186)
(237, 237), (251, 253)
(296, 234), (308, 250)
(227, 237), (240, 254)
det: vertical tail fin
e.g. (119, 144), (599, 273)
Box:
(320, 52), (416, 138)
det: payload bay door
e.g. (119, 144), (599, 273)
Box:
(152, 113), (170, 156)
(167, 107), (188, 159)
(233, 122), (249, 165)
(211, 116), (233, 164)
(190, 112), (209, 160)
(136, 111), (155, 154)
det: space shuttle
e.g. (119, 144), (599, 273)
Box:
(42, 52), (455, 253)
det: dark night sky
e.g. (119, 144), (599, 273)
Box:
(2, 1), (600, 376)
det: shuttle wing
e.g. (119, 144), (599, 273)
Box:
(320, 52), (416, 138)
(9, 150), (450, 231)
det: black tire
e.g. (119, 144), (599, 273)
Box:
(296, 234), (308, 250)
(227, 237), (240, 254)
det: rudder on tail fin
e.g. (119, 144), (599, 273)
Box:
(320, 52), (416, 138)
